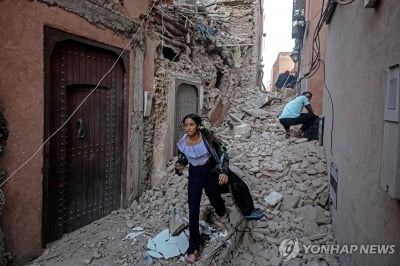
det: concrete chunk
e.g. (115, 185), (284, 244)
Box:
(264, 191), (284, 206)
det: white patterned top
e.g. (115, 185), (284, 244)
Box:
(177, 134), (210, 166)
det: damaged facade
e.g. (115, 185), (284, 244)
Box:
(293, 0), (400, 265)
(150, 0), (264, 186)
(0, 0), (264, 264)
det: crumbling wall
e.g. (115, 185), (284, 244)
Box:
(148, 1), (261, 185)
(152, 0), (260, 125)
(150, 2), (257, 127)
(0, 104), (9, 265)
(213, 0), (260, 99)
(37, 0), (140, 37)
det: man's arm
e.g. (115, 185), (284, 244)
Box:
(305, 104), (314, 114)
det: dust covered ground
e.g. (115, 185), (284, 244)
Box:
(28, 90), (339, 266)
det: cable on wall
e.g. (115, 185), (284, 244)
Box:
(320, 59), (335, 156)
(295, 0), (336, 156)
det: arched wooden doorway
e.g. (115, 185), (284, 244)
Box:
(44, 35), (127, 243)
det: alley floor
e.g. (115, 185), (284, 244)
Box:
(28, 90), (339, 266)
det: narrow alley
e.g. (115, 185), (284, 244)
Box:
(27, 91), (338, 266)
(1, 0), (400, 266)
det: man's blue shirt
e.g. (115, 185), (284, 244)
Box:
(279, 95), (310, 119)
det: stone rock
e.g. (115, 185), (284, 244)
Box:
(281, 195), (300, 210)
(232, 124), (252, 138)
(315, 210), (332, 225)
(240, 251), (254, 262)
(126, 220), (135, 228)
(251, 231), (265, 241)
(269, 256), (283, 266)
(311, 179), (323, 188)
(307, 168), (318, 175)
(82, 258), (92, 264)
(314, 162), (327, 174)
(283, 258), (302, 266)
(169, 208), (188, 236)
(249, 242), (264, 253)
(295, 206), (331, 225)
(301, 222), (320, 236)
(92, 252), (102, 259)
(295, 183), (308, 192)
(264, 192), (284, 206)
(265, 236), (281, 245)
(256, 250), (276, 261)
(295, 138), (308, 144)
(305, 258), (329, 266)
(318, 192), (329, 207)
(242, 108), (269, 118)
(254, 256), (269, 265)
(310, 233), (326, 241)
(299, 161), (310, 169)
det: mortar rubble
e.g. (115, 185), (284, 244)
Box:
(28, 93), (339, 266)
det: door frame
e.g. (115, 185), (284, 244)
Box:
(42, 26), (129, 245)
(166, 73), (203, 159)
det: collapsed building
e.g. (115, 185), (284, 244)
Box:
(149, 0), (264, 188)
(0, 0), (264, 264)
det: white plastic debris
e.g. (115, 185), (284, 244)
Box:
(147, 229), (189, 259)
(199, 220), (214, 235)
(147, 250), (163, 259)
(124, 226), (144, 240)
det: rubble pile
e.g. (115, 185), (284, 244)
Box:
(151, 0), (260, 141)
(29, 93), (339, 266)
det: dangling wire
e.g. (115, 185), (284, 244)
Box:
(0, 1), (158, 188)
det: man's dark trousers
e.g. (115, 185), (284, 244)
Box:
(279, 113), (318, 132)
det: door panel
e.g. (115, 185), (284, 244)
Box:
(174, 84), (198, 154)
(46, 40), (124, 242)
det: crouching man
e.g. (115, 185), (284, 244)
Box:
(279, 91), (318, 138)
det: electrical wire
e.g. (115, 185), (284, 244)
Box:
(0, 1), (158, 188)
(320, 59), (335, 156)
(297, 0), (326, 82)
(294, 0), (336, 157)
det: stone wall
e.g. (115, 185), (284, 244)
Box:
(323, 1), (400, 265)
(0, 0), (144, 263)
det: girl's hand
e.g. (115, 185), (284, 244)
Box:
(175, 164), (184, 171)
(218, 173), (228, 185)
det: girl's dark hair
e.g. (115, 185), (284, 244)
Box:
(181, 113), (202, 126)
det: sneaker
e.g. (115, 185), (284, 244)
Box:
(244, 208), (266, 220)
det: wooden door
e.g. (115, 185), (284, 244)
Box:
(174, 83), (198, 154)
(46, 40), (124, 242)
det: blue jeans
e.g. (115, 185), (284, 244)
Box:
(187, 163), (226, 254)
